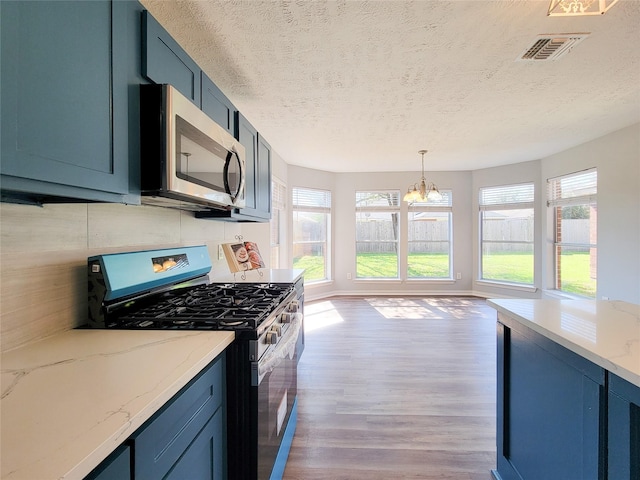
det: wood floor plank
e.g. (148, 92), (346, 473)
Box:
(283, 296), (497, 480)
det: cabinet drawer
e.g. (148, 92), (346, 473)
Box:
(132, 354), (225, 479)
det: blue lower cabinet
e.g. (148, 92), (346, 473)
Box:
(132, 353), (226, 479)
(164, 407), (226, 480)
(494, 320), (605, 480)
(85, 445), (131, 480)
(86, 353), (226, 480)
(608, 374), (640, 480)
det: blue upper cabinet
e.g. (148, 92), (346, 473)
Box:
(1, 1), (142, 204)
(142, 11), (201, 107)
(256, 133), (273, 218)
(196, 113), (271, 222)
(201, 74), (236, 136)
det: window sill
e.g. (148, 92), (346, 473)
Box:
(305, 279), (334, 288)
(351, 278), (456, 285)
(404, 278), (456, 285)
(476, 280), (538, 293)
(542, 289), (593, 300)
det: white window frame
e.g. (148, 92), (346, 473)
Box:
(407, 191), (453, 279)
(292, 187), (332, 283)
(547, 168), (597, 298)
(355, 191), (401, 279)
(270, 177), (286, 269)
(479, 182), (535, 286)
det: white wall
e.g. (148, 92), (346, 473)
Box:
(540, 123), (640, 303)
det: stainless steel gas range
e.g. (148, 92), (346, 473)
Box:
(87, 245), (304, 480)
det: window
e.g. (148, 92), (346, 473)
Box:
(292, 187), (331, 283)
(270, 178), (286, 268)
(548, 169), (597, 298)
(408, 191), (453, 278)
(479, 183), (535, 285)
(355, 191), (400, 278)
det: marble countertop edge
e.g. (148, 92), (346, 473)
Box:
(1, 329), (235, 480)
(487, 299), (640, 388)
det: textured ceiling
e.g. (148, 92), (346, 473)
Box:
(140, 0), (640, 173)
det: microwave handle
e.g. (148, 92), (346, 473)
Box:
(224, 148), (245, 203)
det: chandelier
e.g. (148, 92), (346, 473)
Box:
(403, 150), (442, 204)
(547, 0), (619, 16)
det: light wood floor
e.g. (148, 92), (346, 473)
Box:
(283, 296), (497, 480)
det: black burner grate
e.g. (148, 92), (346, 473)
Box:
(109, 283), (294, 331)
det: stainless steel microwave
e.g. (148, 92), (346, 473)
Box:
(140, 84), (245, 211)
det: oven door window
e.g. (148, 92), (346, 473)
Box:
(257, 352), (297, 479)
(175, 115), (242, 198)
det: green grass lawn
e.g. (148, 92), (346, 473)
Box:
(292, 255), (326, 281)
(293, 252), (596, 297)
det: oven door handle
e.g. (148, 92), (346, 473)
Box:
(252, 313), (302, 386)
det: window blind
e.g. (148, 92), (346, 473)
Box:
(479, 183), (534, 211)
(272, 178), (286, 211)
(548, 169), (597, 206)
(292, 187), (331, 211)
(355, 191), (400, 210)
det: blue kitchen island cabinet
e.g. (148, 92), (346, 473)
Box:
(0, 1), (142, 204)
(494, 319), (605, 480)
(489, 299), (640, 480)
(608, 373), (640, 479)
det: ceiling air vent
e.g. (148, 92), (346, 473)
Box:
(516, 33), (589, 61)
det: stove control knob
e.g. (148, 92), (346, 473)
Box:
(271, 325), (283, 336)
(286, 301), (299, 313)
(265, 331), (278, 344)
(279, 312), (293, 324)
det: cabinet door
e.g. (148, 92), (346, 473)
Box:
(232, 113), (271, 221)
(142, 10), (201, 106)
(164, 408), (226, 480)
(85, 445), (131, 480)
(495, 321), (605, 480)
(1, 1), (130, 202)
(236, 112), (259, 213)
(133, 354), (225, 480)
(609, 374), (640, 480)
(201, 74), (236, 135)
(256, 133), (273, 220)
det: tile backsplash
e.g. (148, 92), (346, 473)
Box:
(0, 202), (266, 352)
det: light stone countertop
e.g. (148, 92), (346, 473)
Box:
(1, 329), (234, 480)
(210, 268), (304, 285)
(487, 299), (640, 388)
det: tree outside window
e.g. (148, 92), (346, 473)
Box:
(355, 191), (400, 278)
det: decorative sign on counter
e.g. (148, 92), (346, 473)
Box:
(222, 238), (265, 273)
